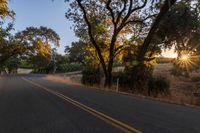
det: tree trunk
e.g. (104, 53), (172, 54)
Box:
(104, 58), (114, 88)
(137, 0), (177, 62)
(131, 0), (177, 92)
(104, 66), (113, 88)
(104, 74), (112, 88)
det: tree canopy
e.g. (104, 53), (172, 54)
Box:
(66, 0), (177, 87)
(14, 26), (60, 69)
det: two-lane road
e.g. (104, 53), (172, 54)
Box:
(0, 75), (200, 133)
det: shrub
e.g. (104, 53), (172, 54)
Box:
(191, 76), (200, 82)
(112, 72), (131, 89)
(56, 63), (83, 73)
(170, 65), (189, 77)
(19, 60), (33, 69)
(32, 63), (83, 74)
(148, 76), (170, 96)
(81, 66), (101, 85)
(112, 65), (153, 92)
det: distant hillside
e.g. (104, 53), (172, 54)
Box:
(156, 57), (175, 64)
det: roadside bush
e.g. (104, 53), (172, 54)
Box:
(112, 72), (131, 90)
(32, 63), (83, 74)
(170, 65), (189, 77)
(112, 65), (153, 93)
(31, 68), (45, 73)
(81, 66), (101, 85)
(19, 60), (33, 69)
(191, 76), (200, 82)
(148, 76), (170, 96)
(56, 63), (83, 73)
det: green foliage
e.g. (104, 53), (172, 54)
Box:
(32, 63), (83, 74)
(55, 54), (68, 65)
(32, 68), (47, 74)
(155, 1), (199, 49)
(0, 23), (26, 65)
(148, 76), (170, 96)
(155, 1), (200, 75)
(65, 41), (87, 63)
(66, 0), (164, 87)
(15, 26), (60, 70)
(15, 26), (60, 47)
(56, 63), (83, 73)
(5, 57), (20, 74)
(81, 66), (101, 85)
(19, 60), (33, 69)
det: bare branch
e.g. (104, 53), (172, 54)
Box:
(116, 0), (128, 25)
(115, 45), (124, 53)
(130, 0), (148, 14)
(125, 20), (146, 26)
(106, 0), (116, 26)
(125, 14), (157, 26)
(145, 57), (155, 61)
(119, 0), (133, 26)
(119, 0), (147, 29)
(116, 0), (147, 34)
(114, 46), (126, 57)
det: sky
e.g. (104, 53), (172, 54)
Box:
(8, 0), (177, 58)
(162, 47), (177, 58)
(8, 0), (77, 54)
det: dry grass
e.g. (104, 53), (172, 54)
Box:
(43, 74), (82, 86)
(43, 74), (118, 94)
(153, 63), (200, 106)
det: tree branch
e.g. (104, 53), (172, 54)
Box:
(106, 0), (116, 26)
(125, 14), (157, 26)
(114, 45), (126, 57)
(130, 0), (148, 14)
(116, 0), (127, 25)
(145, 57), (155, 61)
(137, 0), (177, 62)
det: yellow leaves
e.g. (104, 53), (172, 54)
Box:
(0, 0), (8, 16)
(144, 51), (157, 68)
(85, 41), (110, 68)
(0, 0), (15, 19)
(33, 39), (51, 58)
(119, 27), (132, 35)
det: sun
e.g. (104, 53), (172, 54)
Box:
(176, 52), (196, 71)
(180, 55), (189, 61)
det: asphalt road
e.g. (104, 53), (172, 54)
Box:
(0, 75), (200, 133)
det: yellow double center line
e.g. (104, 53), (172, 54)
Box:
(22, 77), (142, 133)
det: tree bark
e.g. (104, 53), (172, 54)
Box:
(104, 59), (113, 88)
